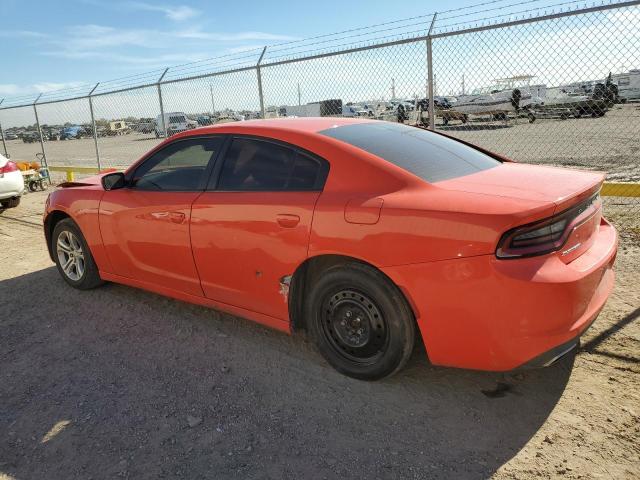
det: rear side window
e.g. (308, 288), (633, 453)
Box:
(215, 138), (326, 191)
(319, 122), (500, 182)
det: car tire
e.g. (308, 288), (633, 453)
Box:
(52, 218), (104, 290)
(1, 197), (20, 209)
(306, 262), (415, 381)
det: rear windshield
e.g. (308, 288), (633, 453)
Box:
(319, 122), (501, 183)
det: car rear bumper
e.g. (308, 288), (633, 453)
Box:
(382, 218), (618, 371)
(0, 171), (24, 200)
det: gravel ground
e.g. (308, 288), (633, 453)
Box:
(3, 104), (640, 182)
(0, 191), (638, 479)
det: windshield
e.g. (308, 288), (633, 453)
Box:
(319, 122), (501, 183)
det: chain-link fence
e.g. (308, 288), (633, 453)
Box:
(0, 0), (638, 236)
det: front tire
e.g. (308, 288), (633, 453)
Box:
(52, 218), (104, 290)
(306, 263), (415, 380)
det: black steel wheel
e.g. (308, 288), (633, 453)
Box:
(320, 289), (389, 366)
(307, 262), (415, 380)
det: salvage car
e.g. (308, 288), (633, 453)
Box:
(43, 118), (618, 380)
(0, 153), (23, 209)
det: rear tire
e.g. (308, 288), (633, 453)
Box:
(52, 218), (104, 290)
(306, 262), (415, 381)
(1, 197), (20, 209)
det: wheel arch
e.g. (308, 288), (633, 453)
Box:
(288, 254), (419, 334)
(44, 209), (72, 262)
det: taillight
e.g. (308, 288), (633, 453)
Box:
(0, 161), (18, 174)
(496, 193), (601, 259)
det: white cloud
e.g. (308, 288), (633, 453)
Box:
(0, 30), (49, 39)
(124, 2), (200, 21)
(175, 29), (298, 42)
(45, 23), (297, 54)
(0, 82), (86, 97)
(42, 49), (210, 66)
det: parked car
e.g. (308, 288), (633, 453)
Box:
(60, 125), (84, 140)
(21, 131), (41, 143)
(0, 153), (23, 209)
(135, 122), (155, 134)
(2, 132), (18, 140)
(155, 112), (189, 137)
(43, 118), (617, 380)
(43, 127), (61, 141)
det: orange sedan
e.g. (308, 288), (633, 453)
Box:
(43, 118), (618, 380)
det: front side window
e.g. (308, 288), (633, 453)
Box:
(132, 137), (222, 191)
(215, 138), (325, 191)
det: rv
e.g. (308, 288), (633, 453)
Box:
(284, 99), (343, 117)
(611, 70), (640, 102)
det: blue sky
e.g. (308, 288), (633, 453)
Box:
(0, 0), (525, 98)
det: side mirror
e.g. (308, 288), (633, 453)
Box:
(101, 172), (126, 191)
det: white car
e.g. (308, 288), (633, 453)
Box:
(0, 153), (23, 209)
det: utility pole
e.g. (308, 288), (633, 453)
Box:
(426, 13), (437, 131)
(297, 82), (301, 106)
(391, 78), (396, 100)
(461, 74), (465, 95)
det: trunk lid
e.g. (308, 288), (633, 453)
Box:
(436, 162), (604, 212)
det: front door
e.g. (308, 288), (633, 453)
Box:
(99, 136), (224, 296)
(191, 136), (328, 320)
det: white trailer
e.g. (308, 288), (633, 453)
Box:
(284, 104), (321, 117)
(611, 70), (640, 102)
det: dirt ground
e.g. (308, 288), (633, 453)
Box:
(4, 104), (640, 183)
(0, 190), (638, 480)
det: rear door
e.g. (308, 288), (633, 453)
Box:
(99, 136), (224, 296)
(191, 136), (329, 321)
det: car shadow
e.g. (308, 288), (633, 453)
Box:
(0, 267), (573, 479)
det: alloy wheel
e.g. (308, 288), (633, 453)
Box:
(56, 230), (85, 281)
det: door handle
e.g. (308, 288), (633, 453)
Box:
(276, 214), (300, 228)
(169, 211), (186, 224)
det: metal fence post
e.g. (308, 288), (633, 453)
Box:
(33, 94), (51, 184)
(88, 83), (101, 171)
(427, 13), (437, 131)
(157, 68), (169, 138)
(0, 98), (7, 157)
(257, 47), (267, 118)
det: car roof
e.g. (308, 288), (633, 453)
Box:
(180, 117), (375, 136)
